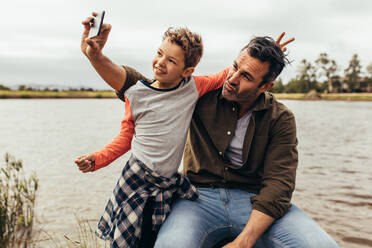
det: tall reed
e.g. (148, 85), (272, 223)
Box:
(51, 215), (108, 248)
(0, 153), (38, 247)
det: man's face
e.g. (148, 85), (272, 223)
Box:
(152, 39), (188, 86)
(222, 50), (273, 103)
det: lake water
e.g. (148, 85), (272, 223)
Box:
(0, 99), (371, 247)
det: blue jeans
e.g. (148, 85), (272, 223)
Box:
(154, 188), (338, 248)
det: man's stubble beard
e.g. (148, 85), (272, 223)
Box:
(222, 86), (260, 104)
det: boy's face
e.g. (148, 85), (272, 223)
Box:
(152, 39), (193, 87)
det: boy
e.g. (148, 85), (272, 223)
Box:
(75, 15), (228, 248)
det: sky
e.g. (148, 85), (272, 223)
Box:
(1, 0), (371, 90)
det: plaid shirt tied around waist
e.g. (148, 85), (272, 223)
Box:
(96, 154), (199, 248)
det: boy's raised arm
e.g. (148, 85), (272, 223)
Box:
(81, 13), (126, 91)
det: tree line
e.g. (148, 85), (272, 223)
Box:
(2, 53), (372, 94)
(0, 85), (103, 92)
(271, 53), (372, 93)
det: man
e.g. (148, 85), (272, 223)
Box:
(81, 15), (338, 247)
(149, 38), (338, 248)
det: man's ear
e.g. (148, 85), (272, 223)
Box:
(260, 81), (274, 92)
(182, 67), (195, 78)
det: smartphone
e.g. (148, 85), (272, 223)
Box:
(88, 11), (105, 38)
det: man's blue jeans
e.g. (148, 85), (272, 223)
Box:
(154, 188), (338, 248)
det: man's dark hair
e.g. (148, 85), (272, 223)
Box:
(241, 37), (289, 86)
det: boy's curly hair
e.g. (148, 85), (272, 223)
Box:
(163, 27), (203, 68)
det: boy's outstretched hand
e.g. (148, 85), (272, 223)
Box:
(81, 12), (112, 60)
(275, 32), (295, 52)
(75, 153), (95, 173)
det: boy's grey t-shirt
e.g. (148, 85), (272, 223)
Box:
(125, 74), (226, 178)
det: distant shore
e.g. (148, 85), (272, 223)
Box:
(0, 90), (116, 99)
(1, 90), (372, 101)
(274, 93), (372, 101)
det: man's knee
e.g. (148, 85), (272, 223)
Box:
(154, 227), (234, 248)
(262, 205), (338, 248)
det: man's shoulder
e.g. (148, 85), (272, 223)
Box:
(194, 88), (223, 110)
(256, 92), (296, 130)
(197, 86), (222, 99)
(265, 92), (294, 117)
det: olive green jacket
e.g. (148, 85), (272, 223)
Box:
(183, 89), (298, 219)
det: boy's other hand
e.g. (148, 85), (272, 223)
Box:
(275, 32), (295, 52)
(81, 12), (112, 59)
(75, 153), (95, 173)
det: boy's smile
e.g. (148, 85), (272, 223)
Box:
(152, 39), (194, 89)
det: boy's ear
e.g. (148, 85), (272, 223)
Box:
(182, 67), (195, 78)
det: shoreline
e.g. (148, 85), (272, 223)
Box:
(1, 90), (372, 101)
(274, 93), (372, 101)
(0, 90), (117, 99)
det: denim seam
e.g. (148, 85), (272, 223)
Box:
(261, 235), (289, 248)
(200, 226), (233, 248)
(222, 189), (233, 228)
(223, 203), (233, 228)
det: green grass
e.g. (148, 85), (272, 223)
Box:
(0, 90), (116, 99)
(2, 90), (372, 101)
(274, 93), (372, 101)
(0, 153), (109, 247)
(0, 153), (38, 248)
(39, 215), (109, 248)
(320, 93), (372, 101)
(274, 93), (307, 99)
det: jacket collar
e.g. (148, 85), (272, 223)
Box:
(219, 90), (274, 112)
(251, 92), (274, 111)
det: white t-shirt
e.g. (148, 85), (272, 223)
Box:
(224, 111), (252, 168)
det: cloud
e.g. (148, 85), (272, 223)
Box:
(1, 0), (371, 88)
